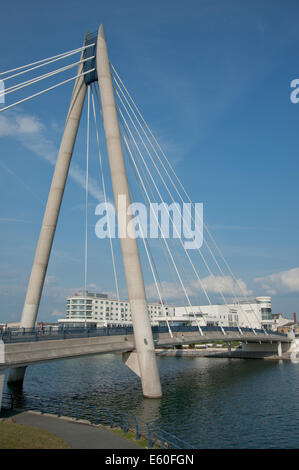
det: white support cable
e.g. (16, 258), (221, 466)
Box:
(111, 67), (260, 332)
(116, 101), (212, 308)
(0, 69), (95, 113)
(121, 133), (190, 304)
(113, 82), (226, 306)
(123, 137), (175, 336)
(90, 86), (120, 302)
(115, 74), (261, 333)
(92, 81), (173, 330)
(84, 86), (91, 302)
(124, 132), (203, 336)
(94, 82), (177, 330)
(122, 124), (186, 333)
(93, 83), (172, 334)
(118, 110), (212, 335)
(122, 128), (203, 336)
(113, 73), (231, 303)
(0, 56), (95, 98)
(1, 43), (95, 81)
(121, 130), (203, 336)
(128, 186), (173, 338)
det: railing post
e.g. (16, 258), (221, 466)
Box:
(134, 417), (140, 440)
(40, 399), (44, 414)
(94, 407), (98, 425)
(146, 423), (152, 449)
(109, 410), (113, 428)
(122, 414), (127, 433)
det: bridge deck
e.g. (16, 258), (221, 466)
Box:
(0, 326), (290, 368)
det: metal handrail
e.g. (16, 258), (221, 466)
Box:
(0, 392), (194, 449)
(0, 325), (288, 344)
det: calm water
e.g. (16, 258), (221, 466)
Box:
(5, 355), (299, 448)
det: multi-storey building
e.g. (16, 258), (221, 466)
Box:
(173, 296), (273, 330)
(58, 291), (272, 330)
(58, 291), (175, 327)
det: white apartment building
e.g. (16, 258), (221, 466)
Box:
(58, 291), (272, 330)
(58, 291), (175, 327)
(172, 296), (273, 330)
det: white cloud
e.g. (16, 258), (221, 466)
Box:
(254, 268), (299, 295)
(45, 275), (57, 286)
(43, 280), (117, 301)
(0, 112), (43, 136)
(0, 110), (104, 202)
(145, 275), (252, 303)
(199, 275), (252, 297)
(146, 280), (184, 301)
(50, 310), (63, 317)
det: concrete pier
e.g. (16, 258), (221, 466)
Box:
(7, 366), (27, 384)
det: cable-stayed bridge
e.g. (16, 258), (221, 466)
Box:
(0, 25), (296, 406)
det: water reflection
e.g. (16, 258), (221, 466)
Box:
(5, 355), (299, 448)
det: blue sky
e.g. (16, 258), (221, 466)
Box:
(0, 0), (299, 322)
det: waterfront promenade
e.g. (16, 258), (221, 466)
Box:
(1, 410), (139, 449)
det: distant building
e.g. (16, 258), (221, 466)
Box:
(271, 313), (292, 331)
(171, 297), (272, 330)
(58, 291), (273, 330)
(58, 290), (175, 327)
(275, 313), (299, 334)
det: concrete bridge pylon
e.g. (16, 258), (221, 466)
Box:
(7, 25), (162, 398)
(96, 24), (162, 398)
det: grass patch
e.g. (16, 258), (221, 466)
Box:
(104, 426), (161, 449)
(0, 420), (71, 449)
(110, 427), (149, 448)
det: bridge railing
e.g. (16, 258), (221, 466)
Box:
(0, 392), (193, 449)
(0, 324), (288, 343)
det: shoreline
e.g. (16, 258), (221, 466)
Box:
(156, 348), (294, 360)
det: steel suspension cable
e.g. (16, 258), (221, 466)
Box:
(115, 99), (215, 307)
(94, 83), (173, 330)
(0, 56), (95, 99)
(111, 67), (259, 331)
(91, 85), (120, 301)
(119, 125), (203, 335)
(84, 86), (90, 301)
(0, 43), (95, 80)
(0, 69), (95, 113)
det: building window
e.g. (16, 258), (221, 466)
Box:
(261, 308), (272, 320)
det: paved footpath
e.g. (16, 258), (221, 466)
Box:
(5, 410), (139, 449)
